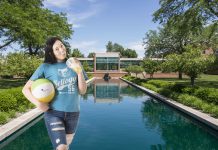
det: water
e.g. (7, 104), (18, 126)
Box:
(1, 79), (218, 150)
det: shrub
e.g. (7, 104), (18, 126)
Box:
(8, 110), (16, 118)
(159, 88), (172, 97)
(194, 87), (218, 104)
(141, 83), (159, 92)
(169, 92), (180, 100)
(0, 92), (17, 112)
(18, 105), (27, 113)
(147, 80), (175, 88)
(181, 87), (198, 94)
(210, 106), (218, 117)
(177, 94), (202, 108)
(4, 87), (29, 106)
(170, 83), (186, 93)
(201, 103), (213, 113)
(0, 112), (9, 124)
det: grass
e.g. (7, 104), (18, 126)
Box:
(150, 74), (218, 88)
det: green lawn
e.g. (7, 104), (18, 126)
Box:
(151, 74), (218, 89)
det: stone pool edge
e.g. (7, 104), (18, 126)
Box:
(120, 77), (218, 131)
(0, 77), (95, 142)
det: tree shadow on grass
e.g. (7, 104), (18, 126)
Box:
(0, 78), (27, 90)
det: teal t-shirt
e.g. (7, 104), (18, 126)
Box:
(30, 62), (88, 112)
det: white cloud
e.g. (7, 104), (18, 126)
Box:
(70, 40), (106, 57)
(44, 0), (76, 8)
(124, 41), (145, 58)
(68, 3), (104, 26)
(72, 24), (83, 28)
(71, 40), (97, 49)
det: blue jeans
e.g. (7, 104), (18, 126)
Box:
(44, 109), (80, 149)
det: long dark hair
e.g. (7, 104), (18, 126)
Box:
(44, 37), (69, 64)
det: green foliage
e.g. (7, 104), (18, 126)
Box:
(18, 105), (27, 113)
(169, 83), (186, 93)
(194, 87), (218, 104)
(8, 110), (16, 118)
(87, 52), (95, 58)
(0, 86), (33, 118)
(182, 46), (215, 86)
(122, 75), (218, 117)
(142, 59), (161, 78)
(147, 80), (174, 88)
(153, 0), (217, 33)
(1, 52), (42, 78)
(0, 0), (73, 54)
(71, 49), (84, 58)
(0, 92), (17, 112)
(0, 112), (9, 124)
(106, 41), (138, 58)
(177, 94), (203, 108)
(82, 61), (92, 72)
(162, 53), (185, 73)
(141, 83), (159, 92)
(87, 73), (93, 79)
(163, 46), (215, 86)
(182, 87), (198, 95)
(125, 65), (144, 77)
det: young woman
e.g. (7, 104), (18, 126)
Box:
(22, 37), (88, 150)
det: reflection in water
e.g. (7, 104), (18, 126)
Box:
(82, 79), (145, 103)
(141, 98), (218, 150)
(1, 79), (218, 150)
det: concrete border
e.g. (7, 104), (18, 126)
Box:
(0, 77), (95, 142)
(120, 77), (218, 131)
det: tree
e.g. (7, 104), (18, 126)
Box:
(106, 41), (113, 52)
(88, 52), (95, 58)
(182, 47), (215, 86)
(82, 61), (92, 72)
(123, 48), (138, 58)
(106, 41), (138, 58)
(1, 52), (42, 78)
(142, 59), (160, 78)
(153, 0), (218, 33)
(162, 53), (186, 79)
(71, 49), (84, 58)
(125, 65), (144, 77)
(163, 46), (215, 86)
(143, 22), (218, 79)
(0, 0), (73, 55)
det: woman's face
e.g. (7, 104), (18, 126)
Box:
(52, 40), (67, 62)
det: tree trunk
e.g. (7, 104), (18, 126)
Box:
(28, 44), (33, 55)
(191, 77), (195, 86)
(178, 71), (183, 79)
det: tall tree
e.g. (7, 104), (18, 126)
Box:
(123, 48), (138, 58)
(153, 0), (218, 30)
(88, 52), (95, 58)
(106, 41), (138, 58)
(106, 41), (113, 52)
(0, 0), (73, 55)
(71, 49), (84, 58)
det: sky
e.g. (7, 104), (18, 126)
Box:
(2, 0), (161, 58)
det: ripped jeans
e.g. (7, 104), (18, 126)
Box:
(44, 109), (80, 149)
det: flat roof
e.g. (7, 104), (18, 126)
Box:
(95, 52), (120, 57)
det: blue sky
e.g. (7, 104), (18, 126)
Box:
(44, 0), (160, 58)
(2, 0), (161, 58)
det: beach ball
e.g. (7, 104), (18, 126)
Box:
(31, 79), (55, 103)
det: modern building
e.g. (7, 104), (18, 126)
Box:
(78, 52), (143, 78)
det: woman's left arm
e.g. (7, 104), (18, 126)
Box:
(78, 72), (87, 95)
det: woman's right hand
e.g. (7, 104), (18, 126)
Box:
(36, 102), (49, 112)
